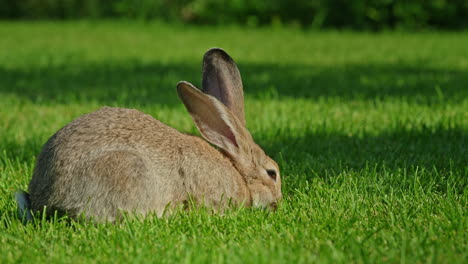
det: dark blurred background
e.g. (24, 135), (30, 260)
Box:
(1, 0), (467, 30)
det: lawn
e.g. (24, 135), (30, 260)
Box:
(0, 21), (467, 263)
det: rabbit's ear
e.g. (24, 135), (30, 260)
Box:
(177, 81), (250, 158)
(202, 48), (246, 126)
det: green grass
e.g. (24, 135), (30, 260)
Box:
(0, 21), (467, 263)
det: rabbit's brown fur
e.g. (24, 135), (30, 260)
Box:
(22, 48), (282, 221)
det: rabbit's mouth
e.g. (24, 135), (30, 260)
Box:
(251, 190), (279, 210)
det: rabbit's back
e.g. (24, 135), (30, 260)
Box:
(28, 107), (193, 220)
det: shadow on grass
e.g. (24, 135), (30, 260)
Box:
(260, 126), (466, 193)
(0, 61), (467, 105)
(1, 61), (466, 194)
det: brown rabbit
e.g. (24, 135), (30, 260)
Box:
(16, 48), (282, 222)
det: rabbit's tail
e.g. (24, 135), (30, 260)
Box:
(15, 190), (33, 223)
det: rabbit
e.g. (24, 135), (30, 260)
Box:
(16, 48), (282, 222)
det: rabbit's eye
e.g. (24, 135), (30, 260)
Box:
(266, 169), (277, 181)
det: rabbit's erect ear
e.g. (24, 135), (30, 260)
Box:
(177, 81), (250, 158)
(202, 48), (246, 126)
